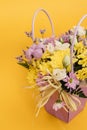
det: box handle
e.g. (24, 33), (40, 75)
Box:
(32, 8), (55, 42)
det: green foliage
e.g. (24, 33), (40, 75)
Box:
(71, 85), (87, 98)
(61, 81), (87, 98)
(41, 58), (51, 62)
(74, 61), (82, 72)
(17, 62), (29, 69)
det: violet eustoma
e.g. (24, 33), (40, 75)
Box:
(25, 43), (45, 60)
(63, 72), (79, 89)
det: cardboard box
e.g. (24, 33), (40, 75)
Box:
(45, 87), (87, 122)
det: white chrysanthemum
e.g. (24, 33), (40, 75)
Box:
(73, 26), (86, 36)
(53, 68), (66, 81)
(46, 43), (55, 53)
(54, 40), (70, 50)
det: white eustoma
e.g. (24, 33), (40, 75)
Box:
(73, 26), (86, 36)
(46, 43), (55, 53)
(54, 40), (70, 50)
(53, 68), (66, 81)
(62, 55), (70, 67)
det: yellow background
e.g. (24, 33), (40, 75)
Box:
(0, 0), (87, 130)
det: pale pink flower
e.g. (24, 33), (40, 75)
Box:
(53, 102), (64, 111)
(63, 72), (79, 89)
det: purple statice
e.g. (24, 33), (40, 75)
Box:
(68, 30), (74, 35)
(40, 29), (46, 34)
(16, 55), (23, 62)
(44, 36), (55, 46)
(24, 43), (46, 61)
(63, 72), (79, 90)
(60, 34), (70, 43)
(25, 31), (32, 38)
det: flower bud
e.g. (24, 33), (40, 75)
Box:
(63, 55), (70, 68)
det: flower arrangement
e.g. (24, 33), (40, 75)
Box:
(16, 9), (87, 120)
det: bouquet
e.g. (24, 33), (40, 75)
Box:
(16, 8), (87, 122)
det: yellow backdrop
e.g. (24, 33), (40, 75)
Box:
(0, 0), (87, 130)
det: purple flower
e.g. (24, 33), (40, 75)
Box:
(63, 72), (79, 89)
(16, 55), (23, 62)
(36, 73), (49, 87)
(40, 29), (46, 34)
(45, 36), (55, 45)
(33, 49), (43, 59)
(25, 31), (32, 38)
(25, 47), (34, 60)
(24, 43), (45, 60)
(61, 34), (70, 43)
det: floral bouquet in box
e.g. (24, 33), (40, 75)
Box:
(16, 8), (87, 122)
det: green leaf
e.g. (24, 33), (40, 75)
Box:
(74, 61), (82, 72)
(41, 58), (51, 63)
(17, 62), (29, 69)
(78, 92), (87, 98)
(56, 99), (62, 103)
(85, 29), (87, 38)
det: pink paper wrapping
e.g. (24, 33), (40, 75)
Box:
(45, 87), (87, 122)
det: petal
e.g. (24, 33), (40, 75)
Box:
(33, 49), (43, 59)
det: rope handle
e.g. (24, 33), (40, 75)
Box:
(32, 8), (55, 42)
(70, 14), (87, 73)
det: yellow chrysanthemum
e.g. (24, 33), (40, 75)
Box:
(74, 42), (86, 55)
(51, 48), (70, 69)
(78, 57), (87, 67)
(77, 50), (87, 67)
(27, 67), (37, 86)
(36, 48), (70, 74)
(76, 68), (87, 80)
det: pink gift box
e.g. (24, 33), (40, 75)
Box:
(45, 87), (87, 123)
